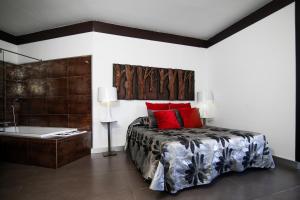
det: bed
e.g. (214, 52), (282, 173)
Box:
(125, 117), (275, 193)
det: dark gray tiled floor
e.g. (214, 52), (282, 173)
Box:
(0, 152), (299, 200)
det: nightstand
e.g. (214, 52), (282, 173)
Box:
(100, 120), (117, 157)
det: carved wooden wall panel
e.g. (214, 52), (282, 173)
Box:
(113, 64), (194, 100)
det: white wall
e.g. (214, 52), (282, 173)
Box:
(17, 33), (209, 152)
(208, 3), (296, 160)
(0, 40), (18, 64)
(18, 33), (94, 62)
(92, 33), (209, 152)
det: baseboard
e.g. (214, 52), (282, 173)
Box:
(91, 145), (125, 154)
(273, 156), (300, 170)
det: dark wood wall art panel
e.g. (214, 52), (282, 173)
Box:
(5, 56), (92, 130)
(113, 64), (194, 100)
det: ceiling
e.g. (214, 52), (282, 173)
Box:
(0, 0), (272, 39)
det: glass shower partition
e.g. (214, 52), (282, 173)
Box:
(0, 49), (4, 131)
(0, 48), (42, 132)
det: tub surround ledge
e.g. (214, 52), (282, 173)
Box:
(0, 131), (91, 168)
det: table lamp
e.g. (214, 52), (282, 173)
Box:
(98, 87), (117, 121)
(98, 87), (118, 157)
(197, 90), (215, 126)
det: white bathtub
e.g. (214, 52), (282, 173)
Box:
(0, 126), (78, 138)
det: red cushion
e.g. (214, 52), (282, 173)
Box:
(146, 102), (169, 110)
(153, 110), (181, 130)
(177, 108), (203, 128)
(169, 103), (191, 109)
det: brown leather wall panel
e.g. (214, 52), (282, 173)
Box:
(56, 132), (91, 167)
(0, 137), (28, 164)
(0, 65), (3, 121)
(24, 98), (47, 114)
(69, 114), (92, 129)
(5, 56), (92, 130)
(6, 82), (27, 97)
(47, 78), (67, 97)
(46, 60), (68, 78)
(68, 95), (91, 114)
(27, 79), (47, 97)
(48, 115), (68, 127)
(69, 76), (91, 95)
(47, 97), (68, 114)
(22, 116), (49, 126)
(27, 139), (57, 168)
(0, 100), (3, 121)
(24, 64), (46, 79)
(0, 132), (91, 168)
(68, 57), (91, 76)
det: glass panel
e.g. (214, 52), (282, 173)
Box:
(0, 48), (40, 132)
(0, 50), (4, 131)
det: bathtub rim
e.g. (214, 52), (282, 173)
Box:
(0, 126), (78, 138)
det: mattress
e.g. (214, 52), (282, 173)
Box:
(125, 117), (275, 193)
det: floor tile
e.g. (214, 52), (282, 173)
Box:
(0, 152), (299, 200)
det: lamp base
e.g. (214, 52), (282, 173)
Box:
(103, 151), (117, 157)
(202, 118), (207, 126)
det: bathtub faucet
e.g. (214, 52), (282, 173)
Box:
(11, 105), (17, 131)
(0, 105), (17, 131)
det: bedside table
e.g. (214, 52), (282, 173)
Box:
(100, 120), (117, 157)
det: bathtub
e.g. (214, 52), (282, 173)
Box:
(0, 126), (78, 138)
(0, 126), (91, 168)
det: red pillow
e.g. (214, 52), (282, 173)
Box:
(146, 102), (169, 110)
(177, 108), (203, 128)
(153, 110), (181, 130)
(169, 103), (191, 109)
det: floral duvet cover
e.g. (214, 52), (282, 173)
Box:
(125, 117), (275, 193)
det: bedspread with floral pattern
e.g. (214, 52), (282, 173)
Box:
(125, 117), (275, 193)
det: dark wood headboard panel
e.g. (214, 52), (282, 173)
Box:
(113, 64), (194, 100)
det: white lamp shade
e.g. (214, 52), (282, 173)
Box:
(199, 101), (215, 118)
(197, 90), (215, 119)
(98, 87), (117, 103)
(197, 90), (214, 102)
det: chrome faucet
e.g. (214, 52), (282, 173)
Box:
(11, 105), (17, 131)
(0, 98), (19, 132)
(0, 105), (18, 131)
